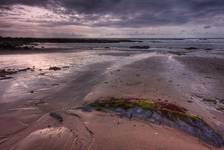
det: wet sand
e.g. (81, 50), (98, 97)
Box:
(0, 49), (224, 150)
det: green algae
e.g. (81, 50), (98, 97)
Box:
(84, 97), (224, 147)
(90, 98), (155, 111)
(159, 108), (201, 123)
(88, 97), (201, 122)
(134, 100), (155, 110)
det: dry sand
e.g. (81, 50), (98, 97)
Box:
(0, 49), (223, 150)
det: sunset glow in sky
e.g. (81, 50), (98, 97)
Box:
(0, 0), (224, 38)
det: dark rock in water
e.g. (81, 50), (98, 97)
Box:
(18, 67), (32, 72)
(216, 106), (224, 111)
(84, 98), (224, 147)
(0, 69), (18, 76)
(62, 66), (70, 69)
(205, 48), (213, 51)
(130, 46), (150, 49)
(168, 51), (187, 56)
(0, 76), (13, 80)
(49, 66), (61, 71)
(30, 90), (34, 93)
(0, 67), (31, 76)
(185, 47), (198, 50)
(34, 100), (46, 106)
(203, 98), (217, 104)
(39, 73), (46, 76)
(80, 105), (93, 112)
(0, 67), (33, 80)
(219, 99), (224, 104)
(49, 112), (63, 122)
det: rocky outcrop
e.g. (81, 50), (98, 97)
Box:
(82, 98), (224, 148)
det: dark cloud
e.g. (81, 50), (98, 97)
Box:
(0, 0), (50, 7)
(0, 0), (224, 28)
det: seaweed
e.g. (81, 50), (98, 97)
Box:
(90, 98), (155, 111)
(83, 97), (224, 147)
(155, 101), (187, 113)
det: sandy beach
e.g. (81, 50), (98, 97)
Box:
(1, 0), (224, 148)
(0, 40), (224, 150)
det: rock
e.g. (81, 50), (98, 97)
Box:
(0, 76), (13, 80)
(85, 98), (224, 147)
(216, 98), (224, 104)
(39, 73), (46, 76)
(136, 74), (140, 77)
(130, 46), (150, 49)
(49, 66), (61, 71)
(34, 100), (46, 106)
(216, 106), (224, 111)
(168, 51), (187, 56)
(0, 67), (32, 77)
(202, 98), (217, 104)
(185, 47), (198, 50)
(49, 112), (63, 122)
(62, 66), (70, 69)
(205, 48), (212, 51)
(18, 68), (31, 72)
(0, 69), (17, 76)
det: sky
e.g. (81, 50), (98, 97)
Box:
(0, 0), (224, 38)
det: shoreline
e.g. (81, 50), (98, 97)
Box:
(0, 47), (223, 150)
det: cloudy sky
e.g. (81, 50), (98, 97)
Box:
(0, 0), (224, 38)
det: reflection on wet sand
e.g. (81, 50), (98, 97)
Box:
(0, 45), (224, 149)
